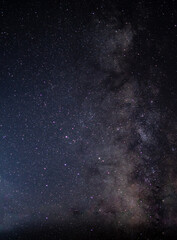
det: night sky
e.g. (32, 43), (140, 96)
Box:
(1, 0), (177, 239)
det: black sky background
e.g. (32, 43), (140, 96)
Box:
(1, 0), (177, 239)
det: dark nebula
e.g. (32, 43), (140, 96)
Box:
(0, 0), (177, 239)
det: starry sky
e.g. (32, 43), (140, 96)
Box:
(1, 0), (177, 238)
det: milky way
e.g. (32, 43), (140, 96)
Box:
(0, 0), (177, 238)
